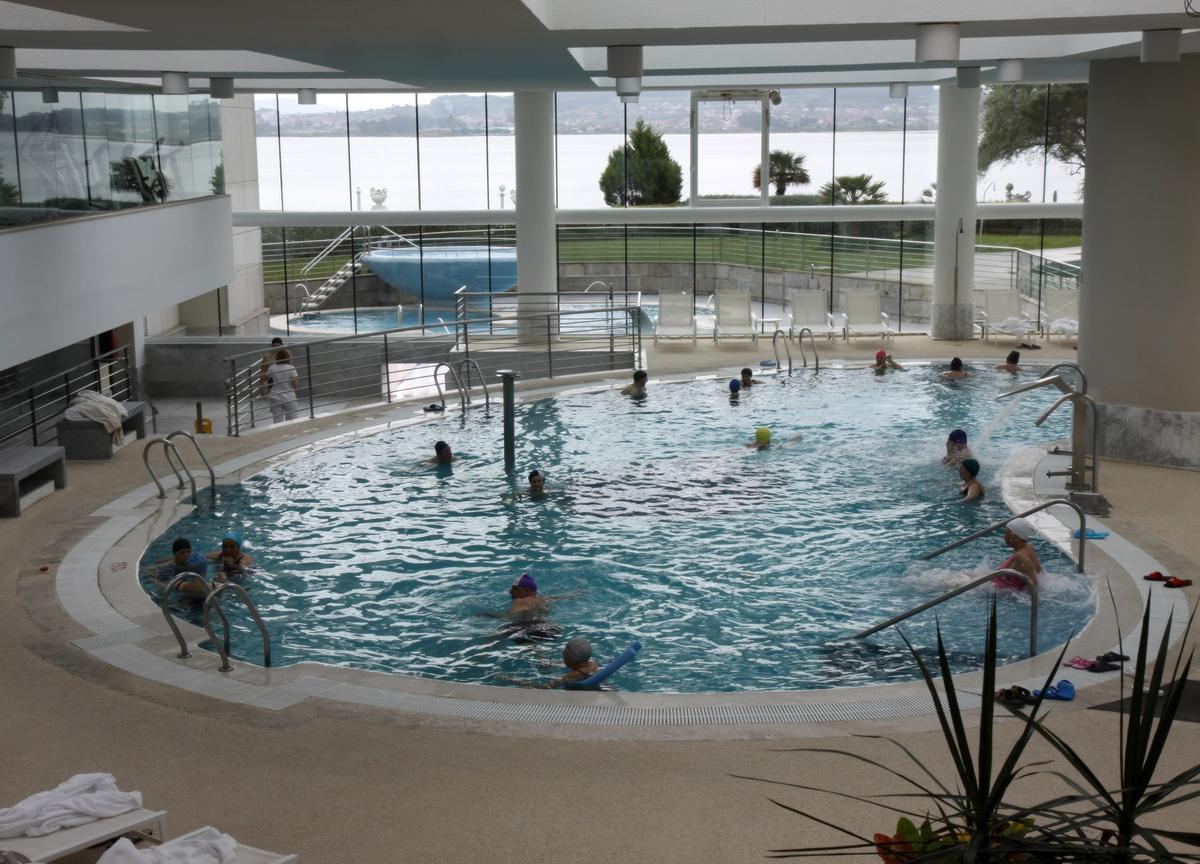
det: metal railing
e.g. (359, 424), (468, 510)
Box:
(224, 304), (641, 435)
(202, 581), (271, 672)
(771, 330), (792, 375)
(920, 498), (1087, 573)
(794, 328), (820, 371)
(854, 568), (1039, 657)
(160, 572), (226, 659)
(0, 346), (137, 450)
(165, 430), (216, 496)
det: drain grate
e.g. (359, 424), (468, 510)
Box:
(316, 683), (982, 726)
(71, 627), (156, 652)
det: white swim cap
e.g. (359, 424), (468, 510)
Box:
(564, 637), (592, 665)
(1006, 518), (1034, 540)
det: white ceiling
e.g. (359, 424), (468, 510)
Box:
(1, 0), (1198, 93)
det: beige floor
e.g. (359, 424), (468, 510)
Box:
(3, 339), (1198, 864)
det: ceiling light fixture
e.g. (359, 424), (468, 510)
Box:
(1141, 29), (1182, 62)
(297, 88), (317, 105)
(768, 89), (782, 106)
(996, 59), (1025, 82)
(209, 77), (235, 99)
(42, 87), (58, 104)
(956, 66), (981, 89)
(0, 46), (15, 80)
(608, 45), (642, 103)
(888, 82), (909, 99)
(161, 71), (189, 95)
(915, 23), (960, 63)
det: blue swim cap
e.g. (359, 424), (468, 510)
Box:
(186, 552), (207, 572)
(729, 379), (742, 392)
(222, 531), (243, 548)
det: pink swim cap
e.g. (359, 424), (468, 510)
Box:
(875, 349), (887, 361)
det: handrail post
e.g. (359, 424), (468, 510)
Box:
(498, 370), (518, 474)
(304, 344), (315, 419)
(383, 333), (392, 403)
(28, 389), (38, 446)
(202, 582), (272, 671)
(546, 315), (554, 378)
(228, 359), (239, 437)
(165, 430), (217, 498)
(160, 572), (221, 658)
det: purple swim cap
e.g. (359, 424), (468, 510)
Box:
(948, 429), (967, 444)
(729, 379), (742, 392)
(511, 573), (537, 592)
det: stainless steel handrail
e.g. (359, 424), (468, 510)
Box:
(1042, 362), (1087, 394)
(433, 362), (469, 411)
(854, 568), (1039, 657)
(160, 572), (227, 659)
(457, 358), (491, 409)
(301, 226), (354, 275)
(771, 329), (792, 376)
(1036, 391), (1102, 494)
(920, 498), (1086, 573)
(143, 438), (196, 502)
(202, 581), (271, 672)
(165, 430), (216, 497)
(795, 327), (820, 371)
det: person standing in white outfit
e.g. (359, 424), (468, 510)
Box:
(265, 349), (300, 423)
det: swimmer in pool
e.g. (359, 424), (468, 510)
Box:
(150, 537), (210, 597)
(477, 573), (581, 622)
(525, 469), (546, 498)
(501, 637), (601, 689)
(942, 357), (974, 379)
(870, 349), (903, 374)
(942, 429), (973, 465)
(430, 440), (455, 464)
(958, 458), (985, 503)
(206, 532), (254, 583)
(728, 378), (742, 400)
(992, 518), (1041, 590)
(747, 427), (772, 450)
(740, 367), (763, 388)
(621, 370), (648, 396)
(995, 350), (1022, 374)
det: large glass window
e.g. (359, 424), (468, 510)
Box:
(829, 86), (903, 208)
(255, 94), (282, 209)
(154, 94), (194, 201)
(485, 93), (514, 210)
(902, 86), (938, 204)
(555, 91), (624, 209)
(773, 88), (835, 205)
(13, 91), (88, 209)
(278, 93), (350, 210)
(695, 94), (763, 203)
(348, 93), (418, 212)
(1, 92), (22, 207)
(418, 93), (488, 210)
(104, 93), (162, 208)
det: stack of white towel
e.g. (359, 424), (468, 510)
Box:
(0, 773), (141, 839)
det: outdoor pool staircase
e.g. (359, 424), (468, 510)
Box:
(295, 226), (370, 315)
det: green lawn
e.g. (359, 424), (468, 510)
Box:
(978, 233), (1081, 250)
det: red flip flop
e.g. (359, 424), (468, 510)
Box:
(1144, 572), (1166, 581)
(1164, 578), (1193, 589)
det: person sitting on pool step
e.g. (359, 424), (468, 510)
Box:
(993, 518), (1041, 590)
(621, 370), (648, 397)
(958, 458), (985, 503)
(207, 532), (254, 583)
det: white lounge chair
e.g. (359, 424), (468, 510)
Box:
(713, 291), (759, 343)
(980, 290), (1035, 344)
(653, 291), (698, 345)
(843, 292), (893, 341)
(786, 289), (837, 341)
(127, 827), (298, 864)
(1, 808), (167, 862)
(1041, 287), (1079, 341)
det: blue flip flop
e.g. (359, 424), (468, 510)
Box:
(1073, 528), (1110, 539)
(1033, 680), (1076, 701)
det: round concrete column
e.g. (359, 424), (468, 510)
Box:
(1078, 57), (1200, 466)
(513, 91), (557, 339)
(931, 83), (980, 340)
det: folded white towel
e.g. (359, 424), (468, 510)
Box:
(98, 827), (238, 864)
(0, 773), (142, 839)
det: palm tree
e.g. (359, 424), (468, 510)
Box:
(818, 173), (888, 205)
(751, 150), (811, 196)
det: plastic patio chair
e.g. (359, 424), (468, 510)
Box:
(713, 291), (759, 343)
(786, 289), (837, 341)
(653, 291), (698, 345)
(981, 290), (1035, 344)
(1041, 287), (1079, 341)
(842, 292), (893, 341)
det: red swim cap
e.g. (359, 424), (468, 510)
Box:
(875, 349), (887, 361)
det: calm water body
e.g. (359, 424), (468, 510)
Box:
(143, 367), (1093, 693)
(256, 132), (1084, 212)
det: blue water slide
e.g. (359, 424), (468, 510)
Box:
(362, 245), (518, 309)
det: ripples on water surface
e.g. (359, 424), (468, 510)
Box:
(142, 366), (1094, 692)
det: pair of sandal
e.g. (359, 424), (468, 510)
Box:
(1065, 652), (1128, 672)
(995, 680), (1076, 705)
(1144, 572), (1193, 588)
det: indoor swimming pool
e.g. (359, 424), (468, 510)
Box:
(141, 366), (1093, 693)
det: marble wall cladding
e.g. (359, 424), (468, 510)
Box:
(931, 302), (976, 340)
(1098, 402), (1200, 469)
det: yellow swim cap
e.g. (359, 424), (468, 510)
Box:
(755, 427), (771, 445)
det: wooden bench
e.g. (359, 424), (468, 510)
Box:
(55, 400), (147, 460)
(0, 445), (67, 517)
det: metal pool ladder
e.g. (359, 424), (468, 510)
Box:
(142, 431), (216, 504)
(203, 582), (272, 672)
(853, 498), (1088, 658)
(771, 329), (792, 375)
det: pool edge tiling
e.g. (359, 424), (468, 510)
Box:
(54, 372), (1188, 733)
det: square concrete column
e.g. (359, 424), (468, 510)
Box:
(514, 91), (557, 340)
(931, 83), (980, 340)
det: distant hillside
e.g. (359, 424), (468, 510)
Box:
(256, 89), (939, 137)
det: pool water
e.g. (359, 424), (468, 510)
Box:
(142, 366), (1093, 693)
(274, 302), (653, 336)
